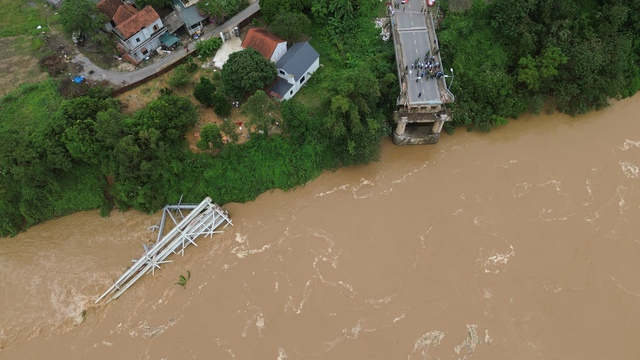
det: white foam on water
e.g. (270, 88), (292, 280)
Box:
(235, 233), (246, 243)
(408, 330), (445, 359)
(619, 161), (639, 178)
(454, 324), (480, 355)
(139, 316), (177, 339)
(512, 182), (533, 198)
(482, 288), (493, 299)
(213, 337), (236, 358)
(232, 244), (271, 259)
(344, 319), (365, 339)
(351, 177), (377, 199)
(610, 275), (640, 297)
(543, 281), (562, 293)
(276, 347), (288, 360)
(314, 184), (350, 198)
(619, 139), (640, 151)
(366, 294), (395, 308)
(241, 307), (265, 337)
(393, 312), (406, 323)
(478, 234), (515, 274)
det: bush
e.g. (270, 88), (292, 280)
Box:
(168, 64), (193, 88)
(213, 93), (231, 116)
(193, 77), (217, 106)
(196, 37), (223, 58)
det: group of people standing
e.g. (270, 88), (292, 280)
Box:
(405, 50), (444, 83)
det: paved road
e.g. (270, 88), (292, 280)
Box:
(74, 1), (259, 88)
(392, 0), (440, 106)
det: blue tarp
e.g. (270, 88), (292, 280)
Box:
(72, 76), (85, 83)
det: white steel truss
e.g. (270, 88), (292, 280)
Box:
(96, 197), (232, 303)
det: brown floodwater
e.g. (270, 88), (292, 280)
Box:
(1, 95), (640, 359)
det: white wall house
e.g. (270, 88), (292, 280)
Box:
(269, 42), (320, 101)
(241, 28), (287, 63)
(111, 6), (167, 64)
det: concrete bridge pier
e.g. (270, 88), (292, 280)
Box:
(396, 116), (408, 135)
(432, 120), (444, 134)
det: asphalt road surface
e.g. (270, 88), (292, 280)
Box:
(393, 0), (440, 106)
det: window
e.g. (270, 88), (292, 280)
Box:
(135, 37), (141, 43)
(142, 48), (148, 55)
(153, 24), (159, 32)
(300, 75), (306, 84)
(279, 70), (285, 75)
(289, 90), (293, 95)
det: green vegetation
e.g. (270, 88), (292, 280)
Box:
(197, 124), (224, 152)
(195, 37), (223, 58)
(193, 76), (217, 106)
(7, 0), (637, 236)
(241, 90), (278, 135)
(58, 0), (106, 38)
(168, 64), (195, 88)
(221, 48), (277, 99)
(439, 0), (640, 132)
(135, 0), (172, 10)
(0, 0), (51, 37)
(197, 0), (248, 23)
(0, 0), (394, 236)
(175, 270), (191, 288)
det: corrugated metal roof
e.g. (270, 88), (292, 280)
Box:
(275, 42), (319, 82)
(269, 77), (293, 98)
(173, 0), (207, 28)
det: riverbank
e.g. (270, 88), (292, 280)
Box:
(2, 93), (640, 358)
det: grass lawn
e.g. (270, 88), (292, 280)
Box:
(0, 0), (54, 38)
(0, 0), (55, 96)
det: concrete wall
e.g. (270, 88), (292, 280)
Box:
(271, 42), (287, 63)
(279, 57), (319, 101)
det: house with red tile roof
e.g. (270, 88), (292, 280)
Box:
(241, 28), (287, 63)
(96, 0), (122, 20)
(97, 3), (167, 64)
(113, 4), (139, 26)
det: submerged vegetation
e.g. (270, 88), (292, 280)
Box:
(176, 271), (191, 288)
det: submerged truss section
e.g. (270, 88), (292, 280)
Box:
(96, 197), (232, 303)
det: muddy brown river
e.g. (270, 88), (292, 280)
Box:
(1, 95), (640, 359)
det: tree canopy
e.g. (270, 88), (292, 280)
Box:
(221, 48), (277, 99)
(259, 0), (310, 23)
(439, 0), (640, 131)
(197, 0), (248, 23)
(59, 0), (106, 35)
(241, 90), (278, 135)
(270, 12), (311, 43)
(134, 0), (173, 9)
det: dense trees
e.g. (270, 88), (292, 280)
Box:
(270, 12), (311, 42)
(439, 0), (640, 131)
(193, 77), (217, 107)
(221, 48), (277, 99)
(259, 0), (310, 23)
(241, 90), (278, 135)
(59, 0), (107, 36)
(197, 124), (224, 152)
(134, 0), (172, 9)
(19, 0), (640, 236)
(197, 0), (248, 23)
(193, 77), (232, 116)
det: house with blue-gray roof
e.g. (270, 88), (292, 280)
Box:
(268, 42), (319, 101)
(173, 0), (207, 36)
